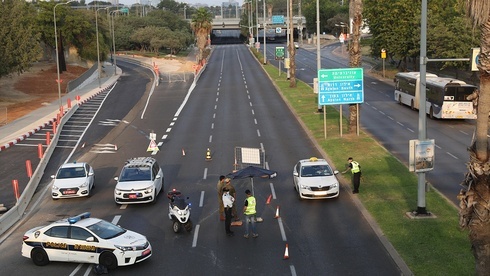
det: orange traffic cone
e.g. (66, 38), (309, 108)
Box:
(283, 244), (289, 259)
(274, 206), (280, 219)
(182, 148), (186, 156)
(114, 144), (118, 151)
(266, 194), (272, 204)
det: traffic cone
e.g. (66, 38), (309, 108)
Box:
(206, 148), (212, 161)
(283, 244), (289, 259)
(274, 206), (280, 218)
(114, 144), (118, 151)
(182, 148), (186, 156)
(266, 194), (272, 204)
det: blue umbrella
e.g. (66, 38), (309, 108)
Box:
(226, 166), (277, 195)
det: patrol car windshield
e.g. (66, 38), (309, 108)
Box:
(119, 167), (152, 182)
(57, 167), (86, 179)
(301, 165), (333, 177)
(87, 220), (126, 239)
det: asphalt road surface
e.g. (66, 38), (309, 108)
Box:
(1, 46), (403, 275)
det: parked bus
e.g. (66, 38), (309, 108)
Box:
(394, 72), (477, 119)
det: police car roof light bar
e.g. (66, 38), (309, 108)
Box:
(68, 212), (91, 224)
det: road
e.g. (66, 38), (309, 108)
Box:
(265, 42), (474, 206)
(0, 45), (403, 275)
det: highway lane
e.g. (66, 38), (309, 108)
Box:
(265, 42), (475, 205)
(1, 46), (401, 275)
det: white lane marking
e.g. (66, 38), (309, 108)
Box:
(270, 183), (277, 199)
(157, 142), (163, 147)
(69, 264), (83, 276)
(379, 111), (385, 115)
(249, 102), (253, 107)
(290, 265), (297, 276)
(407, 128), (414, 133)
(257, 129), (261, 137)
(83, 265), (92, 276)
(397, 122), (404, 126)
(170, 122), (175, 126)
(254, 118), (258, 124)
(209, 135), (213, 143)
(372, 106), (378, 111)
(112, 215), (121, 224)
(278, 217), (287, 241)
(447, 152), (459, 159)
(260, 143), (265, 152)
(173, 117), (177, 121)
(435, 144), (441, 149)
(166, 128), (172, 133)
(251, 109), (255, 115)
(387, 116), (394, 120)
(199, 191), (205, 207)
(161, 134), (168, 140)
(213, 113), (216, 119)
(211, 123), (214, 129)
(192, 224), (200, 247)
(203, 168), (208, 179)
(120, 204), (127, 210)
(459, 130), (469, 135)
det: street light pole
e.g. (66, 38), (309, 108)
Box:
(110, 10), (121, 75)
(96, 7), (109, 88)
(54, 0), (75, 111)
(263, 0), (266, 64)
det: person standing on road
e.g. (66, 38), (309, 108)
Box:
(217, 175), (226, 221)
(224, 178), (239, 221)
(342, 157), (361, 194)
(222, 187), (235, 236)
(243, 189), (258, 238)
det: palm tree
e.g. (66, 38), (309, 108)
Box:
(459, 1), (490, 274)
(190, 8), (213, 63)
(348, 0), (363, 133)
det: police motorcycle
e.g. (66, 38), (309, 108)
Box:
(167, 189), (192, 233)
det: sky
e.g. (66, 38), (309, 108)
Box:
(117, 0), (242, 7)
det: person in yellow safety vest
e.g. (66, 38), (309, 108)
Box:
(243, 189), (258, 238)
(342, 157), (362, 194)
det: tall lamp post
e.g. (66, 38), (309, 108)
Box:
(96, 7), (109, 88)
(110, 10), (121, 75)
(54, 0), (75, 111)
(262, 0), (266, 64)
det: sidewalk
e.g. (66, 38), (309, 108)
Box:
(0, 63), (120, 152)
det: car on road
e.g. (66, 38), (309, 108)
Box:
(21, 212), (152, 269)
(114, 157), (164, 204)
(293, 157), (340, 199)
(51, 162), (95, 199)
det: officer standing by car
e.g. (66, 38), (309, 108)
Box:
(342, 157), (361, 194)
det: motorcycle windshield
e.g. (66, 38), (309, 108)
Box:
(171, 197), (187, 209)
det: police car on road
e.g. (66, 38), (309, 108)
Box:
(293, 157), (340, 199)
(22, 212), (152, 269)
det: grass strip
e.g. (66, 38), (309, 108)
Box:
(259, 54), (474, 275)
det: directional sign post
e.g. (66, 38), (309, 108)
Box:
(318, 68), (364, 105)
(318, 68), (364, 138)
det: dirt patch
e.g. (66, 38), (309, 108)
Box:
(0, 62), (88, 124)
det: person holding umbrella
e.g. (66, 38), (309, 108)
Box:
(224, 178), (239, 221)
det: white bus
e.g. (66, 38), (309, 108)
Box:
(394, 72), (477, 119)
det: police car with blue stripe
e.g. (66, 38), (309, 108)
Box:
(22, 212), (152, 270)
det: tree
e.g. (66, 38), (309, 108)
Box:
(0, 0), (42, 77)
(458, 1), (490, 275)
(191, 8), (213, 63)
(347, 0), (363, 133)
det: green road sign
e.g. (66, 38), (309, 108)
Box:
(275, 46), (285, 60)
(317, 68), (364, 105)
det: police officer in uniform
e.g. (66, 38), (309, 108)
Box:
(343, 157), (361, 194)
(222, 187), (235, 236)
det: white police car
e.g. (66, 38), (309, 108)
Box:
(51, 162), (95, 199)
(22, 212), (152, 269)
(114, 157), (164, 204)
(293, 157), (340, 199)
